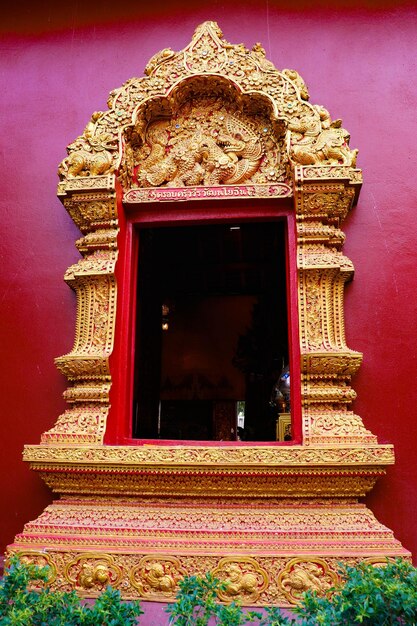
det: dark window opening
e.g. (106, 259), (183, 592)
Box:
(133, 221), (291, 442)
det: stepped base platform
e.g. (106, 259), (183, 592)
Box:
(9, 496), (409, 607)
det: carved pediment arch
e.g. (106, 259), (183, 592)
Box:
(122, 80), (288, 191)
(57, 21), (357, 191)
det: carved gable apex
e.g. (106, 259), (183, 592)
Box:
(57, 21), (358, 191)
(144, 20), (279, 84)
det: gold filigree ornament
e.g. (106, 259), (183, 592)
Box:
(213, 557), (269, 603)
(8, 20), (410, 606)
(277, 557), (339, 604)
(65, 553), (122, 594)
(130, 556), (186, 598)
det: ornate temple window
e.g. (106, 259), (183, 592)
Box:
(11, 22), (409, 607)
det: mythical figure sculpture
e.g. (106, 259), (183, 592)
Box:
(136, 110), (265, 188)
(280, 561), (334, 602)
(224, 564), (259, 597)
(289, 105), (358, 166)
(79, 563), (110, 589)
(144, 562), (176, 593)
(58, 111), (115, 178)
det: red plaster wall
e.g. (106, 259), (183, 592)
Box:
(1, 0), (416, 560)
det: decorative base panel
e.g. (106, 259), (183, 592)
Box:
(9, 496), (410, 607)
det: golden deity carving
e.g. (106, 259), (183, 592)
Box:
(132, 99), (284, 188)
(9, 20), (409, 607)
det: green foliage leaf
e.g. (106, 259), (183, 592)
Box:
(166, 572), (295, 625)
(294, 558), (417, 625)
(2, 555), (416, 625)
(0, 556), (143, 626)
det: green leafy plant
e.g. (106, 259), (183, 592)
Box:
(166, 573), (232, 625)
(293, 558), (417, 626)
(0, 555), (143, 626)
(2, 556), (416, 625)
(165, 573), (294, 625)
(167, 560), (417, 626)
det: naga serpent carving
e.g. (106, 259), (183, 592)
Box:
(136, 113), (264, 187)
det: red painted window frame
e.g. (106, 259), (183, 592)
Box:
(106, 184), (301, 446)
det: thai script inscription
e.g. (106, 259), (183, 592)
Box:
(124, 184), (291, 203)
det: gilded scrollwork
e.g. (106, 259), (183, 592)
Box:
(64, 250), (117, 279)
(300, 247), (353, 272)
(144, 48), (176, 76)
(59, 174), (116, 193)
(20, 498), (392, 536)
(297, 222), (346, 246)
(34, 468), (383, 499)
(305, 353), (362, 376)
(306, 380), (357, 404)
(41, 404), (108, 444)
(184, 21), (229, 73)
(76, 229), (118, 252)
(301, 270), (324, 351)
(308, 408), (377, 444)
(54, 357), (110, 381)
(63, 382), (111, 404)
(23, 443), (395, 467)
(301, 190), (355, 221)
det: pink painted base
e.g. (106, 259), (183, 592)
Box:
(140, 601), (296, 625)
(77, 597), (296, 624)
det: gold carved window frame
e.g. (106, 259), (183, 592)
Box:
(24, 20), (394, 498)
